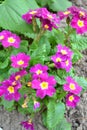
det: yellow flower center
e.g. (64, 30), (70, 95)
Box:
(17, 60), (24, 65)
(77, 20), (84, 27)
(0, 35), (4, 40)
(30, 11), (37, 15)
(36, 70), (42, 75)
(69, 83), (76, 90)
(65, 60), (69, 66)
(56, 57), (61, 62)
(61, 50), (67, 55)
(44, 24), (49, 29)
(47, 14), (53, 19)
(7, 86), (14, 94)
(63, 11), (70, 15)
(40, 81), (48, 90)
(79, 11), (85, 17)
(8, 37), (15, 43)
(15, 75), (21, 80)
(69, 95), (74, 102)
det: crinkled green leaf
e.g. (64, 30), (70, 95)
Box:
(48, 0), (72, 11)
(47, 100), (65, 128)
(0, 0), (39, 33)
(52, 118), (71, 130)
(75, 76), (87, 90)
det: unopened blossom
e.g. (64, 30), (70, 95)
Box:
(32, 73), (56, 99)
(30, 64), (48, 78)
(2, 32), (21, 48)
(21, 119), (34, 130)
(66, 93), (80, 108)
(11, 53), (30, 68)
(63, 76), (82, 95)
(1, 79), (21, 101)
(34, 100), (40, 110)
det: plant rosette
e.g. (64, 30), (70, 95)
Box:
(0, 6), (87, 130)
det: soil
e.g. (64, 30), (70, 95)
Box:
(0, 0), (87, 130)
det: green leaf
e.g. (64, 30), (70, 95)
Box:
(71, 35), (87, 51)
(47, 100), (65, 129)
(48, 0), (72, 11)
(30, 37), (51, 65)
(0, 57), (9, 69)
(8, 68), (19, 75)
(11, 40), (29, 55)
(0, 0), (39, 33)
(72, 50), (82, 63)
(53, 118), (71, 130)
(1, 97), (14, 110)
(75, 76), (87, 90)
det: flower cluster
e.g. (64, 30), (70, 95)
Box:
(63, 76), (82, 108)
(51, 44), (73, 72)
(0, 70), (27, 101)
(58, 6), (87, 34)
(22, 8), (59, 31)
(30, 64), (56, 99)
(11, 52), (30, 68)
(0, 30), (21, 48)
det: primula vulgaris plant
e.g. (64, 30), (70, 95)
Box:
(0, 6), (87, 130)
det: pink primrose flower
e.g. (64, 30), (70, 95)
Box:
(21, 120), (34, 130)
(30, 64), (48, 78)
(11, 53), (30, 68)
(63, 76), (82, 95)
(32, 73), (56, 99)
(1, 79), (21, 101)
(66, 93), (80, 108)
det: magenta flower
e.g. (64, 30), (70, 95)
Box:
(22, 8), (59, 30)
(0, 86), (5, 97)
(63, 76), (82, 95)
(10, 53), (30, 68)
(58, 10), (71, 20)
(2, 32), (21, 48)
(51, 53), (72, 72)
(22, 9), (38, 24)
(62, 59), (72, 72)
(32, 73), (56, 99)
(34, 100), (40, 110)
(68, 6), (87, 18)
(57, 44), (73, 58)
(71, 17), (87, 34)
(66, 93), (80, 108)
(30, 64), (48, 78)
(0, 30), (11, 42)
(21, 120), (34, 130)
(10, 70), (27, 81)
(51, 44), (73, 72)
(1, 79), (21, 101)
